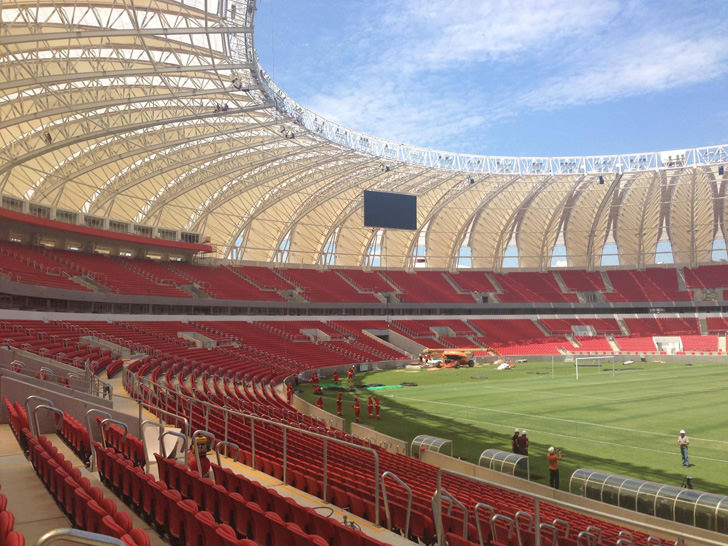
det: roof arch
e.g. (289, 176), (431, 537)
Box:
(0, 0), (726, 269)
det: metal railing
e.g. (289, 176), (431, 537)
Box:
(255, 58), (728, 175)
(123, 367), (383, 525)
(37, 528), (125, 545)
(434, 467), (721, 546)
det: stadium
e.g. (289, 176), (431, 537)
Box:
(0, 0), (727, 545)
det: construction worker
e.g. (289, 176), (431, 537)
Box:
(336, 392), (342, 416)
(367, 395), (374, 418)
(332, 369), (339, 384)
(286, 383), (294, 404)
(353, 396), (361, 423)
(374, 396), (381, 419)
(347, 366), (354, 386)
(316, 396), (324, 410)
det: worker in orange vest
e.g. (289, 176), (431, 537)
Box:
(353, 396), (361, 423)
(374, 396), (381, 419)
(316, 396), (324, 410)
(336, 392), (342, 416)
(367, 395), (374, 418)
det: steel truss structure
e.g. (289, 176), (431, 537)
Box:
(1, 0), (727, 270)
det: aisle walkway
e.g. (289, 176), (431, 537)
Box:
(0, 425), (74, 544)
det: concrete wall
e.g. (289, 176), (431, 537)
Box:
(350, 423), (408, 455)
(1, 375), (139, 437)
(291, 395), (345, 431)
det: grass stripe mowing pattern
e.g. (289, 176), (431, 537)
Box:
(300, 360), (728, 494)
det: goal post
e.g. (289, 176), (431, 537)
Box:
(574, 355), (615, 381)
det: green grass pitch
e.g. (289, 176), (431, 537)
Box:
(299, 359), (728, 494)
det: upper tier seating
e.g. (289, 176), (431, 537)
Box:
(230, 265), (296, 291)
(381, 271), (474, 303)
(683, 264), (728, 289)
(0, 241), (91, 291)
(4, 241), (728, 306)
(605, 269), (693, 302)
(540, 318), (622, 335)
(490, 272), (578, 303)
(274, 269), (380, 302)
(169, 263), (284, 301)
(49, 249), (190, 297)
(557, 270), (606, 292)
(444, 271), (497, 293)
(337, 270), (396, 293)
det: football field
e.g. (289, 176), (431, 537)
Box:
(301, 359), (728, 495)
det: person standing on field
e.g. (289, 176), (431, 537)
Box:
(353, 396), (361, 423)
(678, 429), (690, 466)
(511, 428), (521, 453)
(547, 446), (562, 489)
(517, 430), (529, 456)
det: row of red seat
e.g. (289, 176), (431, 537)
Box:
(7, 240), (728, 303)
(0, 443), (25, 546)
(156, 452), (389, 546)
(59, 412), (91, 464)
(95, 441), (323, 546)
(0, 489), (25, 546)
(17, 425), (150, 546)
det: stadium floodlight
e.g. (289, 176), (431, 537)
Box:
(574, 355), (616, 381)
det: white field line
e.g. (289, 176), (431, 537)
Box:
(386, 393), (728, 449)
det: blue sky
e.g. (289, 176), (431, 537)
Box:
(255, 1), (728, 157)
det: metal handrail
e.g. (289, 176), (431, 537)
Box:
(540, 523), (558, 545)
(99, 418), (128, 450)
(436, 466), (724, 546)
(578, 530), (598, 546)
(215, 440), (240, 466)
(124, 369), (383, 525)
(85, 409), (112, 471)
(36, 528), (125, 545)
(432, 487), (468, 544)
(25, 395), (53, 436)
(32, 404), (63, 439)
(516, 510), (535, 546)
(137, 396), (190, 438)
(553, 517), (570, 538)
(491, 514), (515, 545)
(381, 471), (412, 537)
(161, 430), (187, 460)
(586, 525), (602, 544)
(474, 503), (494, 546)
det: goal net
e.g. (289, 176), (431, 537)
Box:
(574, 355), (615, 381)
